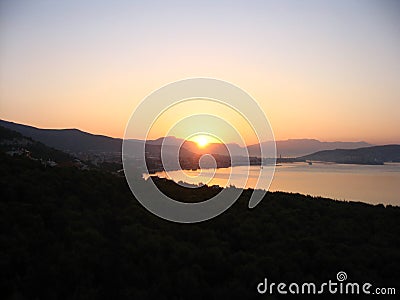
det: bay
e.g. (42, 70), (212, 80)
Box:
(147, 162), (400, 206)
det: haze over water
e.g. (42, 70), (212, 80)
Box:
(149, 163), (400, 206)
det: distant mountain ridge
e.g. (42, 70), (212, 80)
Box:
(248, 139), (372, 157)
(0, 119), (376, 157)
(300, 145), (400, 165)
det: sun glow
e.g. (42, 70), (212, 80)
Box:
(194, 135), (209, 148)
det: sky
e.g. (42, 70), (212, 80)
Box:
(0, 0), (399, 144)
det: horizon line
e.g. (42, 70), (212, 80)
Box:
(2, 117), (400, 146)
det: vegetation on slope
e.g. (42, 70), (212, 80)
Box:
(1, 152), (399, 299)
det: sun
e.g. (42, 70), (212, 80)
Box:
(192, 135), (209, 148)
(189, 134), (221, 148)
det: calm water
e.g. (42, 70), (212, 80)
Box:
(148, 162), (400, 206)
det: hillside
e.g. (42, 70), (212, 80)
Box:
(300, 145), (400, 165)
(1, 151), (399, 299)
(0, 125), (73, 163)
(0, 119), (124, 153)
(248, 139), (372, 157)
(1, 120), (372, 159)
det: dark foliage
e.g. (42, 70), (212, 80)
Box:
(0, 120), (122, 153)
(1, 153), (399, 299)
(0, 126), (73, 163)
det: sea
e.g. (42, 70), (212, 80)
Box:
(146, 162), (400, 206)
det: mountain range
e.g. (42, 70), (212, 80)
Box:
(0, 119), (373, 157)
(300, 145), (400, 165)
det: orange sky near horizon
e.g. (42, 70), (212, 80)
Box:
(1, 1), (399, 145)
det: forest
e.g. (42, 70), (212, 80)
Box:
(1, 150), (399, 299)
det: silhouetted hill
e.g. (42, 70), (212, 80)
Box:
(151, 137), (372, 158)
(1, 152), (399, 299)
(0, 120), (203, 159)
(0, 119), (124, 153)
(300, 145), (400, 165)
(0, 120), (375, 160)
(146, 136), (186, 147)
(146, 136), (247, 157)
(0, 125), (73, 163)
(248, 139), (372, 157)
